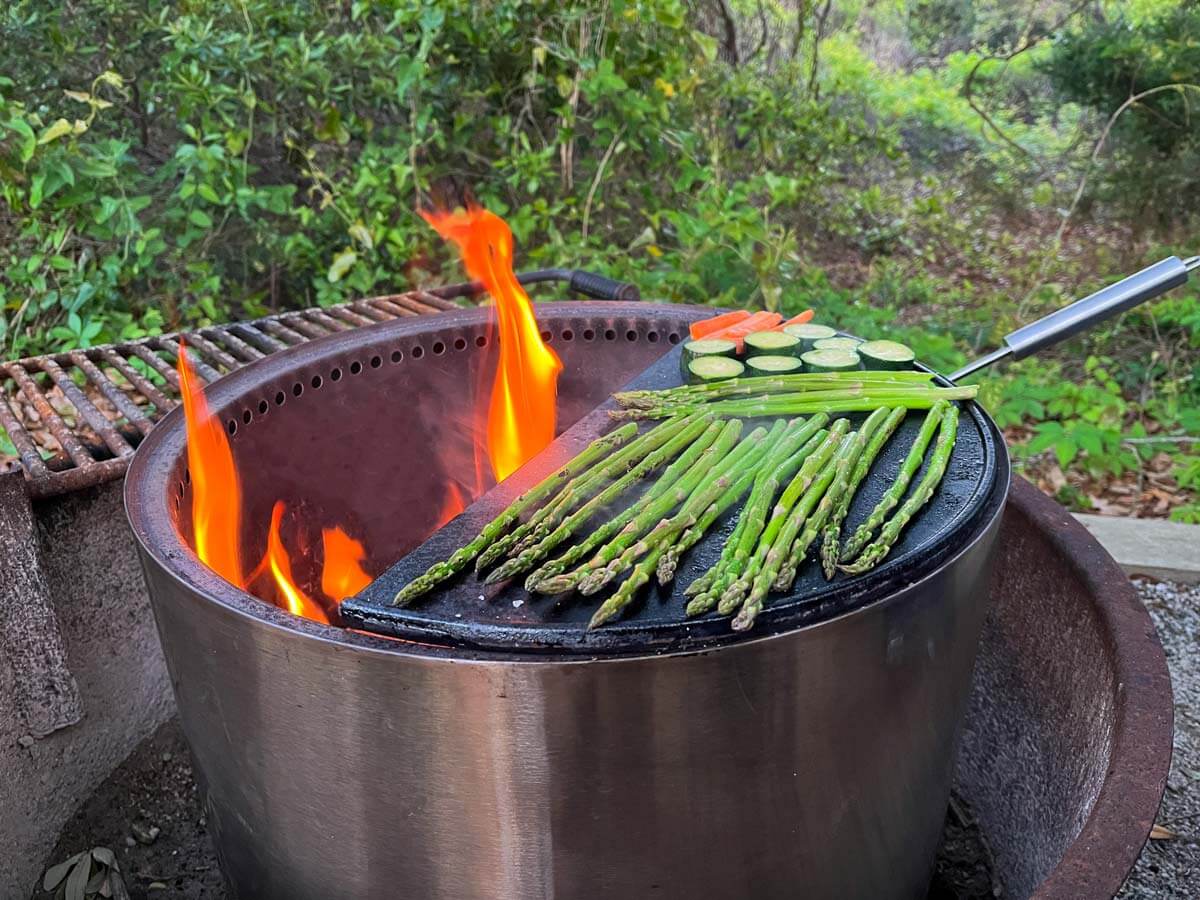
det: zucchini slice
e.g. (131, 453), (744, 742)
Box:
(857, 339), (916, 371)
(681, 338), (737, 379)
(686, 356), (745, 384)
(801, 348), (861, 373)
(743, 330), (801, 357)
(782, 322), (837, 350)
(745, 355), (803, 376)
(812, 336), (862, 353)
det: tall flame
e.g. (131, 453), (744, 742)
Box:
(177, 347), (371, 623)
(421, 203), (562, 481)
(178, 339), (243, 586)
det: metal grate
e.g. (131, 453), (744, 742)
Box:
(0, 269), (637, 498)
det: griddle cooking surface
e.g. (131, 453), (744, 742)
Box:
(340, 347), (1004, 655)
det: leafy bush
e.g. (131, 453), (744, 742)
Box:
(1040, 4), (1200, 225)
(0, 0), (893, 358)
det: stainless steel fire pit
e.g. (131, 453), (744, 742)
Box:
(126, 302), (1009, 900)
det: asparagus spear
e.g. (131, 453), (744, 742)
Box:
(682, 418), (828, 613)
(840, 404), (960, 575)
(680, 503), (748, 597)
(393, 423), (638, 605)
(528, 419), (725, 593)
(589, 425), (782, 628)
(558, 420), (744, 595)
(609, 386), (976, 421)
(588, 542), (669, 629)
(483, 414), (714, 584)
(581, 423), (772, 596)
(820, 407), (906, 579)
(838, 401), (949, 564)
(676, 426), (818, 613)
(713, 419), (828, 586)
(659, 417), (816, 586)
(774, 425), (870, 592)
(731, 432), (855, 632)
(476, 414), (694, 571)
(614, 371), (933, 409)
(716, 420), (849, 615)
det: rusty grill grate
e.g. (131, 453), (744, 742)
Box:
(0, 269), (637, 498)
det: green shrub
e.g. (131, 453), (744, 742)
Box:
(0, 0), (893, 357)
(1040, 4), (1200, 225)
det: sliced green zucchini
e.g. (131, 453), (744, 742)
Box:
(782, 322), (837, 351)
(743, 330), (801, 358)
(857, 339), (916, 371)
(687, 356), (745, 384)
(801, 348), (861, 373)
(745, 355), (803, 376)
(680, 338), (737, 379)
(812, 336), (862, 353)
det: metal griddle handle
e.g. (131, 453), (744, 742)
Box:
(948, 255), (1198, 382)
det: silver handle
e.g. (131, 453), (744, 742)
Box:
(949, 255), (1198, 382)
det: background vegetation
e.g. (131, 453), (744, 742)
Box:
(1, 0), (1198, 519)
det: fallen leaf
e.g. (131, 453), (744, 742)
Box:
(1149, 824), (1175, 841)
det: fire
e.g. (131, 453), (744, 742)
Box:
(321, 526), (372, 601)
(435, 482), (466, 528)
(265, 502), (330, 624)
(422, 203), (562, 481)
(177, 203), (552, 620)
(177, 347), (371, 624)
(177, 340), (243, 586)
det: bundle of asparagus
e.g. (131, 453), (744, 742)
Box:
(394, 372), (965, 632)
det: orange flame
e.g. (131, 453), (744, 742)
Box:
(177, 347), (371, 624)
(422, 203), (562, 481)
(321, 526), (372, 601)
(178, 340), (243, 586)
(266, 501), (330, 624)
(435, 482), (467, 528)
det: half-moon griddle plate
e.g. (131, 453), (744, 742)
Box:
(341, 346), (1006, 656)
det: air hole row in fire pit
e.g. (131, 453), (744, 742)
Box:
(536, 327), (681, 344)
(214, 323), (683, 440)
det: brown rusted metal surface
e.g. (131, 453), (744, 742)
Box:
(955, 476), (1174, 899)
(1015, 474), (1174, 899)
(0, 269), (638, 499)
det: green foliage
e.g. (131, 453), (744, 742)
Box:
(1040, 4), (1200, 223)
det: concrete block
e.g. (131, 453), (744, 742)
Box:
(1073, 513), (1200, 584)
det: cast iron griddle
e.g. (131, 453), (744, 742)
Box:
(340, 346), (1005, 655)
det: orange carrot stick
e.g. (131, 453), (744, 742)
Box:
(774, 309), (815, 330)
(689, 309), (751, 341)
(709, 311), (782, 351)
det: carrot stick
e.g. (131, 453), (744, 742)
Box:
(774, 309), (815, 331)
(709, 311), (782, 351)
(689, 309), (750, 340)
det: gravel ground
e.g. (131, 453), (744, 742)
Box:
(1118, 578), (1200, 899)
